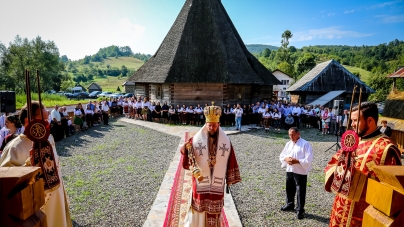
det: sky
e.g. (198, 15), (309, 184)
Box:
(1, 0), (403, 60)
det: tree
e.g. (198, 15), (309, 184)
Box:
(280, 30), (293, 63)
(277, 61), (294, 79)
(0, 35), (64, 93)
(121, 65), (128, 77)
(116, 86), (121, 91)
(262, 48), (271, 58)
(60, 55), (69, 63)
(295, 53), (316, 76)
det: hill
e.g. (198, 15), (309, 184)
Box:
(343, 65), (372, 84)
(74, 56), (144, 71)
(246, 44), (278, 53)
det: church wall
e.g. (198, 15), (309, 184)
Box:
(134, 84), (146, 98)
(171, 83), (223, 106)
(124, 85), (135, 93)
(257, 85), (274, 103)
(149, 83), (171, 104)
(225, 85), (251, 106)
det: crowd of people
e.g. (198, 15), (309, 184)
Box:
(91, 96), (360, 135)
(0, 96), (394, 154)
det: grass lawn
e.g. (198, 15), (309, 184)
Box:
(75, 57), (144, 71)
(16, 93), (80, 109)
(84, 76), (130, 92)
(343, 65), (372, 84)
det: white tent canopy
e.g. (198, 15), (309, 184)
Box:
(308, 90), (345, 106)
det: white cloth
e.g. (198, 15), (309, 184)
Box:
(0, 114), (5, 129)
(279, 138), (313, 175)
(51, 109), (61, 122)
(142, 101), (151, 109)
(74, 109), (82, 116)
(134, 101), (142, 108)
(195, 107), (203, 114)
(101, 104), (109, 112)
(192, 125), (231, 195)
(292, 107), (301, 116)
(258, 107), (266, 114)
(262, 112), (271, 118)
(85, 109), (93, 115)
(272, 112), (281, 119)
(234, 108), (243, 118)
(0, 127), (9, 149)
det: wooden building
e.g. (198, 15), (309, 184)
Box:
(87, 83), (102, 93)
(286, 59), (374, 107)
(124, 0), (280, 106)
(386, 66), (404, 90)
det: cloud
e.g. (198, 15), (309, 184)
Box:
(327, 12), (335, 16)
(368, 0), (402, 9)
(375, 14), (404, 23)
(292, 27), (373, 42)
(344, 10), (355, 14)
(118, 18), (145, 39)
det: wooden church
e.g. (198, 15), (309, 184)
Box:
(124, 0), (281, 106)
(287, 59), (375, 106)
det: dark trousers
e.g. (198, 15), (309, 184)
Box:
(286, 172), (307, 213)
(61, 118), (69, 137)
(102, 112), (109, 125)
(340, 126), (346, 135)
(292, 115), (300, 129)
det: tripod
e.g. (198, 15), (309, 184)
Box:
(324, 133), (341, 152)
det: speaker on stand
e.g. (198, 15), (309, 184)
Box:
(0, 91), (16, 114)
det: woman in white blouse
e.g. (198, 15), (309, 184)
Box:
(0, 115), (24, 153)
(262, 108), (272, 132)
(73, 104), (84, 132)
(179, 105), (188, 125)
(272, 108), (282, 132)
(84, 105), (94, 128)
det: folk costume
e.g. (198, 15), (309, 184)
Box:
(324, 129), (401, 227)
(180, 104), (241, 227)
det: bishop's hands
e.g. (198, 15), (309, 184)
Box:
(284, 157), (299, 165)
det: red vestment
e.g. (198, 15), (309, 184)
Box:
(324, 131), (401, 227)
(180, 135), (241, 227)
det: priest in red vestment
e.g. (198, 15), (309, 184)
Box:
(324, 102), (401, 227)
(180, 104), (241, 227)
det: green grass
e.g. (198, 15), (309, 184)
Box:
(16, 93), (80, 109)
(343, 65), (372, 84)
(83, 76), (129, 92)
(75, 57), (144, 71)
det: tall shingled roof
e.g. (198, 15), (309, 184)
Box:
(287, 59), (375, 93)
(127, 0), (280, 85)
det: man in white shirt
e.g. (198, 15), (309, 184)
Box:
(101, 101), (110, 125)
(50, 105), (62, 141)
(0, 113), (5, 129)
(291, 104), (302, 129)
(279, 127), (313, 220)
(339, 109), (349, 134)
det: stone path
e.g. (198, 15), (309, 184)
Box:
(119, 118), (245, 227)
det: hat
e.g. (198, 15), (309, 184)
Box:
(203, 102), (221, 123)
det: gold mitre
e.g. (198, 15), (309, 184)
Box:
(204, 102), (221, 123)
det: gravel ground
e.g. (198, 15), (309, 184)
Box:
(56, 118), (180, 227)
(228, 127), (340, 227)
(56, 120), (402, 227)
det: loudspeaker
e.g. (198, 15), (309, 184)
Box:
(0, 91), (16, 113)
